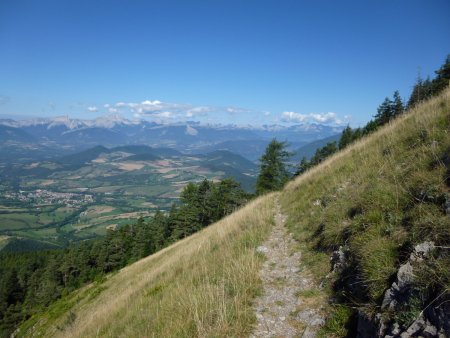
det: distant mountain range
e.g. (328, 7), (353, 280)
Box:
(0, 115), (343, 162)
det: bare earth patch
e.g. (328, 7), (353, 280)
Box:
(251, 199), (325, 338)
(91, 158), (106, 163)
(89, 206), (115, 215)
(39, 179), (55, 186)
(106, 224), (117, 231)
(0, 235), (10, 243)
(95, 211), (153, 222)
(116, 162), (145, 171)
(163, 173), (178, 179)
(156, 167), (174, 173)
(154, 159), (171, 166)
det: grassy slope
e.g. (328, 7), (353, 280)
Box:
(18, 194), (276, 338)
(281, 89), (450, 334)
(18, 89), (450, 337)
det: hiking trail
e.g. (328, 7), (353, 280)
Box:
(251, 198), (325, 338)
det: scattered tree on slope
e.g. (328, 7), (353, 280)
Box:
(256, 139), (291, 195)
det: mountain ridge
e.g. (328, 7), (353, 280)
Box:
(0, 115), (343, 164)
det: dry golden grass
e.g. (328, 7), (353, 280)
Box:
(20, 193), (276, 338)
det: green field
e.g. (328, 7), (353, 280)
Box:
(0, 149), (256, 250)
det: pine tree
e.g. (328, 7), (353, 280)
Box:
(408, 76), (433, 108)
(151, 210), (169, 250)
(294, 157), (311, 176)
(432, 54), (450, 94)
(310, 141), (337, 165)
(211, 178), (247, 219)
(362, 119), (377, 134)
(256, 139), (291, 194)
(338, 125), (354, 150)
(392, 90), (404, 118)
(197, 179), (215, 227)
(374, 97), (394, 126)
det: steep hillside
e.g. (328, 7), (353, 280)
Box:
(281, 89), (450, 336)
(16, 89), (450, 337)
(17, 195), (276, 337)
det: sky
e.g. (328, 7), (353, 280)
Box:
(0, 0), (449, 127)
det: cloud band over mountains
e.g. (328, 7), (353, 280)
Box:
(281, 111), (345, 124)
(85, 100), (347, 126)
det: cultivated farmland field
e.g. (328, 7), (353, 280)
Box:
(0, 146), (257, 250)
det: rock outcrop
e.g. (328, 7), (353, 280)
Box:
(355, 241), (450, 338)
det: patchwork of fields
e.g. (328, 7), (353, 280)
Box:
(0, 147), (257, 250)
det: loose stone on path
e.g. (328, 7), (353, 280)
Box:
(251, 198), (325, 338)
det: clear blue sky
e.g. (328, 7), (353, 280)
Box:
(0, 0), (449, 127)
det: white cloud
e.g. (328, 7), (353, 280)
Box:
(87, 106), (98, 112)
(281, 111), (308, 123)
(101, 99), (256, 123)
(226, 107), (251, 114)
(158, 111), (173, 118)
(264, 111), (271, 116)
(186, 106), (211, 117)
(281, 111), (344, 125)
(310, 112), (337, 123)
(150, 111), (174, 124)
(142, 100), (162, 105)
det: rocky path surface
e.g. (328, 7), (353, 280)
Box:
(251, 199), (325, 338)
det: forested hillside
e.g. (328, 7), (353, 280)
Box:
(0, 179), (249, 337)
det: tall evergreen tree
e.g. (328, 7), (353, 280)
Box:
(374, 97), (394, 126)
(310, 141), (337, 165)
(151, 210), (169, 250)
(432, 54), (450, 94)
(338, 125), (354, 150)
(392, 90), (404, 118)
(294, 157), (311, 176)
(408, 76), (433, 108)
(256, 139), (291, 194)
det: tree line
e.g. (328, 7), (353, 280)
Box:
(255, 54), (450, 192)
(0, 178), (249, 338)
